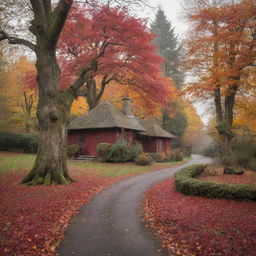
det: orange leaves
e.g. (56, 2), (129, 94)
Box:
(183, 0), (256, 96)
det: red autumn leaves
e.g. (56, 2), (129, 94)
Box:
(144, 178), (256, 256)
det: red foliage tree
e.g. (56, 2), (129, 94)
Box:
(58, 6), (169, 110)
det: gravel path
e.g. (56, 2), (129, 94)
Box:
(58, 155), (211, 256)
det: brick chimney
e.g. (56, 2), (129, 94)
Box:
(121, 97), (133, 117)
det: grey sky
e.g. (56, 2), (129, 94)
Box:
(138, 0), (188, 39)
(137, 1), (210, 124)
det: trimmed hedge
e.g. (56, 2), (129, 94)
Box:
(0, 131), (38, 153)
(174, 164), (256, 201)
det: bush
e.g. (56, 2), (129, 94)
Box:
(249, 158), (256, 171)
(168, 149), (184, 162)
(158, 153), (170, 162)
(223, 166), (244, 175)
(174, 164), (256, 201)
(106, 141), (131, 163)
(0, 131), (38, 153)
(135, 153), (151, 166)
(181, 146), (192, 157)
(67, 144), (80, 158)
(96, 143), (111, 161)
(202, 143), (220, 157)
(129, 143), (143, 161)
(148, 153), (161, 162)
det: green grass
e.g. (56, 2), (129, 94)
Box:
(0, 153), (36, 175)
(0, 152), (191, 177)
(70, 161), (152, 177)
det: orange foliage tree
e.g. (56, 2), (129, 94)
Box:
(2, 56), (37, 133)
(183, 0), (256, 155)
(182, 101), (204, 151)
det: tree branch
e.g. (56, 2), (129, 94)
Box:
(96, 74), (114, 101)
(47, 0), (73, 49)
(0, 30), (36, 51)
(30, 0), (47, 28)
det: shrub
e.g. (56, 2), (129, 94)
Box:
(135, 153), (151, 166)
(223, 167), (244, 175)
(67, 144), (80, 158)
(144, 153), (154, 162)
(0, 131), (38, 153)
(202, 143), (220, 157)
(157, 153), (169, 162)
(129, 143), (143, 161)
(106, 141), (131, 163)
(249, 158), (256, 171)
(96, 143), (111, 161)
(174, 164), (256, 201)
(181, 146), (192, 157)
(148, 153), (161, 162)
(169, 149), (184, 162)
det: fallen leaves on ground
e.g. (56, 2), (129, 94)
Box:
(144, 178), (256, 256)
(0, 171), (120, 256)
(200, 171), (256, 185)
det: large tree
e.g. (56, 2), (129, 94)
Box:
(0, 1), (168, 185)
(150, 7), (183, 88)
(183, 0), (256, 155)
(150, 7), (187, 141)
(58, 6), (168, 110)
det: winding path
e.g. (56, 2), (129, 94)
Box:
(58, 155), (211, 256)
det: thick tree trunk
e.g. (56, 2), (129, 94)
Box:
(22, 48), (73, 185)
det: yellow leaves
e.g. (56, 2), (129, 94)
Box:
(71, 97), (88, 115)
(182, 101), (204, 146)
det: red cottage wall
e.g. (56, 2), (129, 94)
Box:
(68, 128), (118, 156)
(67, 128), (138, 156)
(141, 137), (171, 154)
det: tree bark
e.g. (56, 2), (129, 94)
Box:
(22, 46), (73, 185)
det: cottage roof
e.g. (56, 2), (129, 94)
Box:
(139, 119), (176, 139)
(69, 101), (145, 132)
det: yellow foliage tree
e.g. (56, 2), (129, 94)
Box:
(182, 101), (205, 151)
(2, 56), (37, 133)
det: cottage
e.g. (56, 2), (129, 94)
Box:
(67, 98), (176, 156)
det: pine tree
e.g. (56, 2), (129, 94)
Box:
(150, 7), (183, 88)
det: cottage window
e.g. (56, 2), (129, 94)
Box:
(78, 134), (86, 145)
(124, 133), (130, 143)
(157, 139), (164, 151)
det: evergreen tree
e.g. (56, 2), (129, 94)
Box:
(151, 7), (187, 142)
(150, 7), (183, 88)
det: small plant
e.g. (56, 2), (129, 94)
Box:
(96, 143), (111, 162)
(67, 144), (80, 158)
(106, 141), (131, 163)
(135, 153), (151, 166)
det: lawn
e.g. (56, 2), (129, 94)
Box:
(144, 178), (256, 256)
(0, 152), (188, 256)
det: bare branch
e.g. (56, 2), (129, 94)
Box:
(0, 30), (36, 51)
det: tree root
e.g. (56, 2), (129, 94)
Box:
(21, 170), (74, 186)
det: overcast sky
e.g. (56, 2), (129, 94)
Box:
(137, 0), (188, 39)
